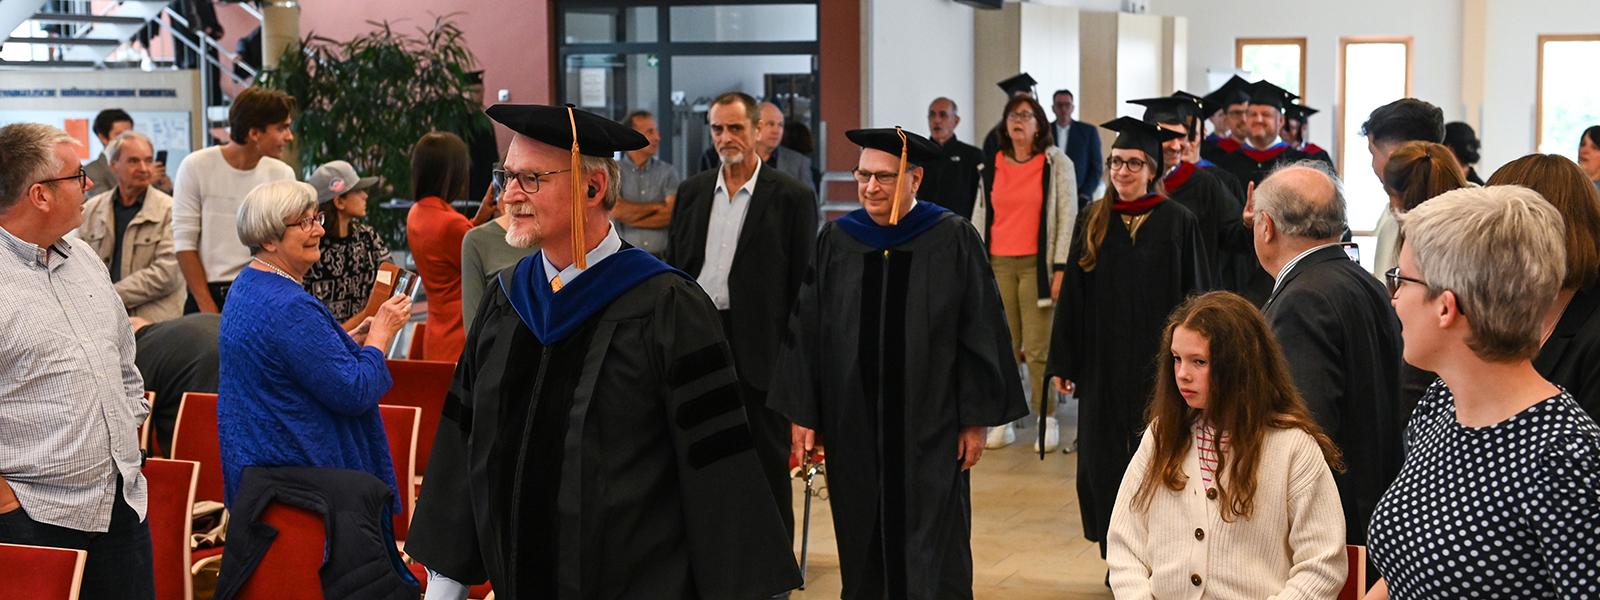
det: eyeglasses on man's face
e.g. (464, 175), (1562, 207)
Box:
(493, 168), (573, 195)
(1106, 157), (1149, 173)
(36, 167), (88, 191)
(852, 169), (900, 186)
(1383, 267), (1429, 299)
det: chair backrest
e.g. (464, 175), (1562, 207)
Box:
(379, 404), (421, 541)
(407, 322), (428, 360)
(1340, 545), (1368, 600)
(144, 458), (199, 600)
(168, 392), (223, 504)
(0, 543), (88, 600)
(382, 359), (454, 476)
(234, 502), (326, 600)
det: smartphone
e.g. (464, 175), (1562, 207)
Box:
(1341, 242), (1361, 262)
(393, 269), (423, 300)
(155, 150), (168, 164)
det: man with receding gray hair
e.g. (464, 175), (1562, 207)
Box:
(78, 130), (184, 322)
(0, 122), (155, 599)
(1245, 161), (1404, 548)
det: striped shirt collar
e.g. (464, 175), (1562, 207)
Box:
(0, 224), (70, 268)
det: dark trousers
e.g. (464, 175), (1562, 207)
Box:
(0, 476), (156, 600)
(182, 281), (233, 314)
(719, 311), (795, 543)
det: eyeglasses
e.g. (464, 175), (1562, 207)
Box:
(851, 169), (900, 186)
(1383, 267), (1429, 299)
(492, 168), (573, 195)
(1005, 111), (1037, 122)
(286, 212), (326, 232)
(36, 167), (88, 191)
(1106, 157), (1150, 172)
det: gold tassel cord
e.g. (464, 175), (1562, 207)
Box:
(889, 127), (909, 226)
(567, 106), (587, 270)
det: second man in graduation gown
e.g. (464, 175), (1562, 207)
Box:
(406, 104), (800, 600)
(769, 128), (1028, 600)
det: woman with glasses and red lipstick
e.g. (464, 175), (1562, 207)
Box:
(1047, 116), (1211, 566)
(971, 95), (1078, 453)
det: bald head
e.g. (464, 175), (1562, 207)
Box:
(1256, 163), (1346, 241)
(927, 97), (960, 144)
(757, 102), (786, 156)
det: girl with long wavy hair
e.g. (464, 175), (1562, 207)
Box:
(1106, 291), (1347, 597)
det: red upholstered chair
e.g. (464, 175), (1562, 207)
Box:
(379, 404), (421, 542)
(1340, 545), (1368, 600)
(382, 359), (454, 479)
(407, 322), (428, 361)
(0, 543), (88, 600)
(233, 502), (326, 600)
(168, 392), (223, 504)
(143, 458), (199, 600)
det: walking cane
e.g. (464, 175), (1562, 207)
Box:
(797, 452), (824, 588)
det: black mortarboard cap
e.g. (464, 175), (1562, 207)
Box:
(1102, 116), (1185, 171)
(1284, 104), (1319, 122)
(485, 103), (649, 157)
(1202, 75), (1251, 114)
(846, 127), (944, 167)
(996, 72), (1038, 96)
(1173, 91), (1218, 119)
(1245, 80), (1298, 110)
(1129, 96), (1203, 128)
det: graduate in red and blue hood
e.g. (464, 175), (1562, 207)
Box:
(1215, 80), (1335, 187)
(1282, 103), (1335, 165)
(405, 103), (800, 600)
(768, 127), (1027, 600)
(1045, 117), (1212, 561)
(1200, 75), (1251, 164)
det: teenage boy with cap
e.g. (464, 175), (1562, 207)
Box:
(770, 126), (1027, 600)
(1047, 117), (1211, 564)
(302, 160), (390, 327)
(406, 103), (800, 600)
(982, 72), (1039, 159)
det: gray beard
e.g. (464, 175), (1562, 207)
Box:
(504, 226), (540, 249)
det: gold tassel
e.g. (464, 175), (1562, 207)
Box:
(567, 106), (587, 270)
(889, 127), (909, 226)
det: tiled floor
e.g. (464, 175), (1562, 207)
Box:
(787, 418), (1114, 599)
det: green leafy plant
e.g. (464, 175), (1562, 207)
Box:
(259, 14), (485, 250)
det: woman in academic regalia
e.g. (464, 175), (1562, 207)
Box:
(1046, 117), (1211, 559)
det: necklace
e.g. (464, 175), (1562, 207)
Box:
(252, 256), (301, 284)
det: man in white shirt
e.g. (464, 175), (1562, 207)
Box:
(666, 92), (818, 553)
(171, 86), (297, 313)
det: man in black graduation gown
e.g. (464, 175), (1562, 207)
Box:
(1130, 95), (1251, 287)
(1247, 164), (1404, 547)
(981, 73), (1037, 160)
(919, 97), (984, 219)
(666, 92), (817, 550)
(406, 103), (800, 600)
(1046, 118), (1211, 557)
(1214, 81), (1335, 305)
(769, 127), (1027, 600)
(1199, 75), (1250, 164)
(1282, 103), (1334, 165)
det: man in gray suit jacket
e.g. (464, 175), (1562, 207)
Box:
(1247, 163), (1404, 548)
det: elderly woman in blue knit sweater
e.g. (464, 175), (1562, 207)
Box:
(217, 180), (411, 513)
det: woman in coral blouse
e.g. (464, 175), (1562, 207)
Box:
(405, 131), (494, 362)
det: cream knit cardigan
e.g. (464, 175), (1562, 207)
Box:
(1107, 425), (1346, 599)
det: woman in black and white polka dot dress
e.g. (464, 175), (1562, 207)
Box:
(1368, 185), (1600, 599)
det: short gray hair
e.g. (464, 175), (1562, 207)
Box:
(106, 131), (153, 163)
(1399, 185), (1566, 361)
(583, 155), (623, 210)
(0, 123), (76, 213)
(1255, 161), (1347, 240)
(237, 180), (318, 253)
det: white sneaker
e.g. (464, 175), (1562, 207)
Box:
(1034, 416), (1061, 453)
(985, 423), (1016, 449)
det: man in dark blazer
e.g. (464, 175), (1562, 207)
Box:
(1246, 163), (1404, 547)
(667, 91), (818, 547)
(1051, 89), (1103, 210)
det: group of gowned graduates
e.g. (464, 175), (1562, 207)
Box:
(399, 79), (1598, 599)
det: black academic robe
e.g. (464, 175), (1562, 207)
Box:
(1165, 161), (1251, 287)
(767, 204), (1028, 600)
(1261, 245), (1404, 546)
(1535, 282), (1600, 421)
(1301, 142), (1334, 168)
(920, 137), (984, 219)
(1045, 200), (1211, 544)
(406, 250), (801, 599)
(1200, 135), (1241, 165)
